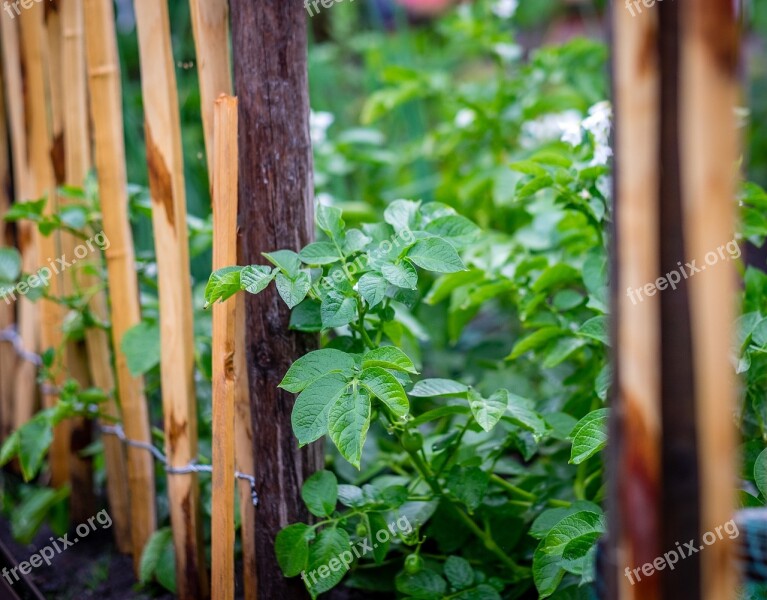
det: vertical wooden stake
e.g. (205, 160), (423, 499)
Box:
(83, 0), (157, 571)
(230, 2), (322, 597)
(0, 59), (14, 441)
(132, 1), (207, 596)
(211, 94), (238, 600)
(680, 1), (740, 598)
(0, 16), (39, 434)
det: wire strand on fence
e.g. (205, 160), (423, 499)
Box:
(0, 325), (258, 506)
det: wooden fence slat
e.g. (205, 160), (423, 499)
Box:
(132, 1), (207, 596)
(83, 0), (157, 572)
(0, 57), (14, 442)
(211, 94), (238, 600)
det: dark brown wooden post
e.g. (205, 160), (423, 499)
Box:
(229, 3), (321, 598)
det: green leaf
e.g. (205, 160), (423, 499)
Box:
(292, 373), (350, 445)
(443, 556), (474, 590)
(468, 389), (508, 432)
(280, 349), (356, 393)
(410, 405), (471, 426)
(396, 569), (448, 599)
(263, 250), (302, 277)
(533, 543), (565, 598)
(407, 238), (466, 273)
(328, 388), (372, 468)
(562, 532), (602, 561)
(11, 486), (69, 545)
(381, 260), (418, 289)
(241, 265), (276, 295)
(0, 430), (19, 466)
(4, 198), (47, 222)
(362, 346), (418, 374)
(517, 174), (553, 198)
(276, 272), (312, 309)
(367, 512), (390, 564)
(569, 408), (609, 464)
(446, 466), (489, 511)
(505, 393), (549, 440)
(18, 417), (53, 481)
(0, 248), (21, 282)
(139, 527), (174, 585)
(120, 322), (161, 376)
(290, 299), (323, 332)
(305, 528), (351, 597)
(359, 367), (409, 417)
(357, 272), (387, 308)
(424, 215), (480, 246)
(204, 266), (243, 307)
(529, 501), (603, 540)
(409, 378), (468, 397)
(301, 470), (338, 517)
(578, 316), (610, 346)
(316, 205), (344, 240)
(507, 327), (564, 359)
(509, 160), (548, 177)
(299, 242), (341, 265)
(755, 449), (767, 498)
(453, 584), (502, 600)
(383, 199), (420, 232)
(321, 291), (357, 328)
(532, 264), (580, 293)
(275, 523), (313, 577)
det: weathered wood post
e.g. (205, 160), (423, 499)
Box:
(229, 2), (322, 597)
(608, 1), (740, 598)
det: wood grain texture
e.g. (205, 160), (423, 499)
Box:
(1, 15), (39, 435)
(0, 59), (14, 442)
(211, 94), (238, 600)
(230, 2), (322, 597)
(680, 0), (740, 598)
(83, 0), (156, 571)
(610, 3), (662, 599)
(132, 1), (207, 596)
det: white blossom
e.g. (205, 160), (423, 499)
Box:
(491, 0), (518, 19)
(582, 101), (613, 166)
(493, 43), (522, 63)
(310, 111), (334, 145)
(520, 110), (581, 149)
(455, 109), (476, 128)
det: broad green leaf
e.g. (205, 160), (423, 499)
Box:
(469, 389), (508, 432)
(410, 405), (471, 426)
(409, 378), (468, 397)
(18, 417), (53, 481)
(532, 264), (580, 293)
(276, 272), (311, 309)
(120, 321), (161, 376)
(509, 160), (547, 177)
(453, 584), (502, 600)
(359, 367), (409, 417)
(305, 528), (351, 597)
(263, 250), (302, 277)
(11, 486), (68, 545)
(280, 349), (356, 393)
(395, 569), (448, 600)
(533, 543), (565, 598)
(503, 394), (549, 440)
(240, 264), (276, 295)
(344, 228), (372, 253)
(290, 299), (323, 332)
(139, 528), (173, 585)
(755, 449), (767, 498)
(275, 523), (313, 577)
(0, 248), (21, 282)
(407, 238), (466, 273)
(301, 470), (338, 517)
(316, 205), (344, 240)
(299, 242), (341, 265)
(446, 466), (489, 511)
(381, 260), (418, 289)
(321, 291), (357, 328)
(424, 269), (485, 305)
(517, 174), (553, 198)
(383, 199), (420, 232)
(328, 388), (372, 468)
(367, 512), (390, 564)
(0, 430), (19, 466)
(424, 215), (480, 246)
(578, 316), (610, 346)
(562, 532), (602, 561)
(443, 556), (474, 590)
(507, 327), (564, 359)
(204, 266), (243, 307)
(292, 373), (350, 445)
(357, 272), (387, 308)
(569, 409), (609, 464)
(362, 346), (418, 374)
(529, 501), (603, 540)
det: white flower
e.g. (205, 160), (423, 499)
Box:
(310, 110), (334, 145)
(520, 110), (581, 149)
(560, 117), (583, 147)
(491, 0), (518, 19)
(582, 101), (613, 166)
(455, 109), (476, 128)
(493, 43), (522, 63)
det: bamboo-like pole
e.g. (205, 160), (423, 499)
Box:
(188, 0), (232, 176)
(132, 2), (207, 596)
(211, 94), (238, 600)
(0, 16), (39, 433)
(83, 0), (156, 571)
(680, 1), (739, 598)
(62, 0), (132, 531)
(609, 3), (662, 599)
(0, 61), (14, 441)
(19, 1), (69, 488)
